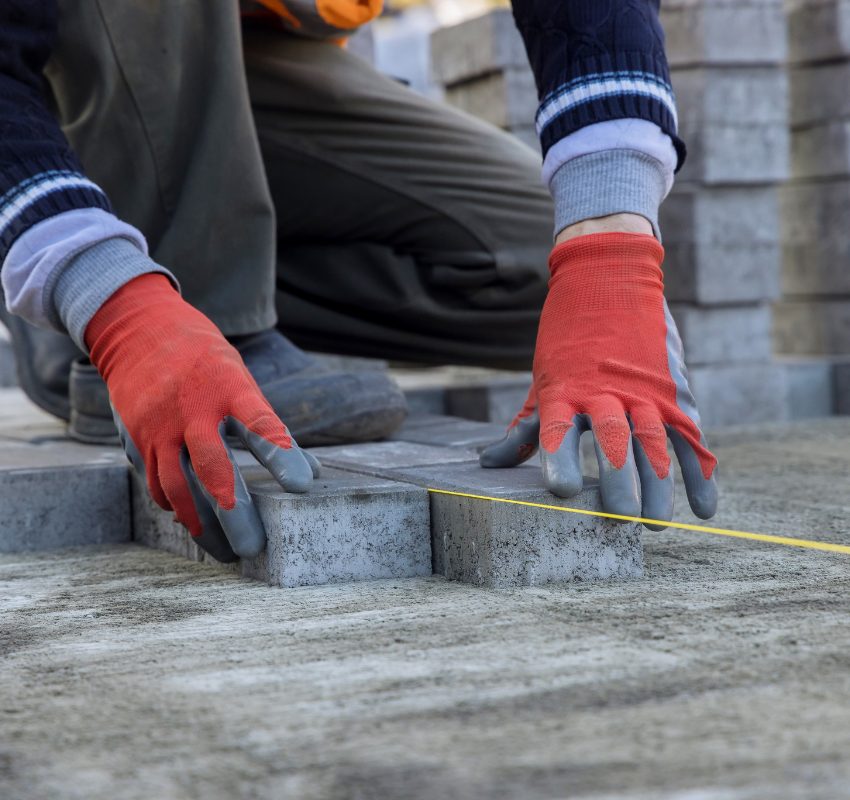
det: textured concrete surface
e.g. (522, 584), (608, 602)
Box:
(3, 416), (850, 799)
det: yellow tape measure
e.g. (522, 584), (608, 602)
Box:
(427, 488), (850, 555)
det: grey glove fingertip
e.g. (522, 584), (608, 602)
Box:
(479, 412), (540, 469)
(226, 417), (313, 493)
(178, 448), (239, 563)
(541, 422), (584, 498)
(192, 423), (267, 558)
(668, 428), (718, 520)
(632, 437), (674, 532)
(594, 434), (641, 521)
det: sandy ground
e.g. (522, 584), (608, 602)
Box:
(2, 418), (850, 799)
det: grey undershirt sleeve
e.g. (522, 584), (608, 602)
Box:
(549, 148), (669, 241)
(47, 237), (178, 351)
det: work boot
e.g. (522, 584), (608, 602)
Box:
(1, 308), (407, 446)
(0, 301), (83, 421)
(227, 329), (408, 446)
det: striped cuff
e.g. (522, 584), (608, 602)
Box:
(550, 149), (668, 241)
(0, 167), (113, 262)
(2, 208), (148, 332)
(51, 237), (178, 351)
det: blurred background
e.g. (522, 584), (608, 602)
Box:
(2, 0), (846, 431)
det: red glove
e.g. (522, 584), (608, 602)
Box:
(480, 233), (717, 529)
(87, 274), (315, 560)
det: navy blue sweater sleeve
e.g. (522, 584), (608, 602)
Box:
(0, 0), (112, 263)
(511, 0), (685, 169)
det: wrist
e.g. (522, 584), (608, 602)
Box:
(85, 272), (180, 353)
(555, 213), (653, 246)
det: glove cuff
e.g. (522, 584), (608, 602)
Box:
(548, 232), (664, 282)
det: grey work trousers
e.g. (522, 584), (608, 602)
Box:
(46, 1), (554, 369)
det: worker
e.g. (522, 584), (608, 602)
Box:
(0, 0), (717, 560)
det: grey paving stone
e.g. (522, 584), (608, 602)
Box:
(430, 8), (528, 85)
(387, 413), (508, 451)
(788, 0), (850, 65)
(660, 183), (781, 305)
(0, 465), (130, 553)
(780, 358), (835, 419)
(661, 0), (786, 67)
(791, 120), (850, 179)
(669, 304), (773, 366)
(672, 68), (789, 185)
(133, 465), (432, 587)
(789, 62), (850, 128)
(773, 299), (850, 355)
(308, 441), (479, 477)
(443, 67), (537, 129)
(382, 462), (641, 587)
(0, 411), (131, 553)
(688, 363), (789, 426)
(780, 179), (850, 296)
(242, 468), (430, 588)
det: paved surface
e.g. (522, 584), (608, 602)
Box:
(2, 416), (850, 798)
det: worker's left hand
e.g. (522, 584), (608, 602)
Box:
(479, 232), (717, 530)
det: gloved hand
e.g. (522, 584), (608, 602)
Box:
(86, 274), (318, 562)
(480, 232), (717, 530)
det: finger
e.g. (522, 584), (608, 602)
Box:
(630, 410), (674, 531)
(590, 407), (641, 520)
(157, 446), (205, 538)
(632, 436), (674, 531)
(668, 427), (718, 520)
(184, 420), (267, 559)
(178, 448), (239, 563)
(113, 407), (170, 510)
(539, 414), (586, 497)
(298, 446), (322, 479)
(479, 410), (540, 468)
(227, 416), (313, 493)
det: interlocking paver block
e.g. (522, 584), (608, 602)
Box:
(133, 466), (431, 587)
(661, 0), (786, 67)
(392, 462), (641, 587)
(387, 414), (508, 451)
(660, 183), (781, 305)
(429, 8), (528, 85)
(0, 409), (131, 553)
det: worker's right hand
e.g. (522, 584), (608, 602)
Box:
(86, 274), (318, 562)
(479, 232), (718, 530)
